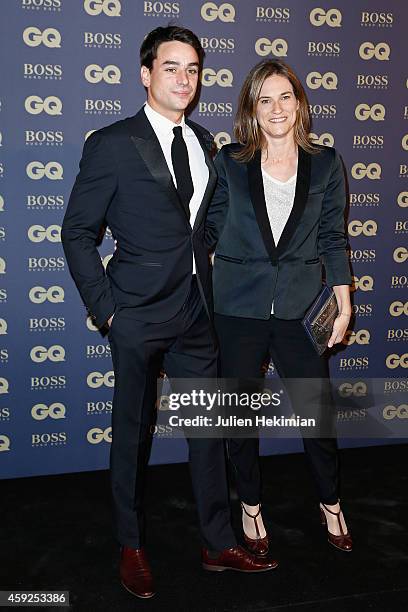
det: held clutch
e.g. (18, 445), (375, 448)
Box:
(302, 285), (339, 355)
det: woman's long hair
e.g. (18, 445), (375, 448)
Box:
(233, 59), (319, 162)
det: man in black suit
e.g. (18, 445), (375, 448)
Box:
(62, 26), (277, 599)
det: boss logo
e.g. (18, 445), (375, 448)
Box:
(29, 317), (65, 331)
(0, 163), (4, 178)
(0, 407), (10, 420)
(0, 227), (5, 240)
(383, 404), (408, 420)
(361, 12), (393, 26)
(87, 400), (112, 413)
(0, 318), (7, 334)
(342, 329), (371, 346)
(23, 63), (62, 79)
(0, 257), (6, 273)
(387, 328), (408, 341)
(307, 41), (340, 56)
(395, 221), (408, 233)
(201, 68), (233, 87)
(28, 224), (61, 242)
(394, 247), (408, 263)
(255, 6), (290, 21)
(0, 195), (4, 211)
(351, 275), (374, 292)
(306, 71), (338, 90)
(87, 426), (112, 444)
(25, 95), (62, 116)
(31, 402), (66, 420)
(198, 102), (233, 116)
(84, 64), (121, 84)
(23, 27), (61, 48)
(26, 195), (64, 209)
(255, 37), (288, 57)
(200, 37), (235, 53)
(84, 32), (122, 47)
(214, 132), (232, 148)
(400, 165), (408, 177)
(0, 289), (7, 301)
(84, 0), (121, 16)
(351, 162), (381, 180)
(25, 130), (63, 146)
(338, 381), (368, 397)
(390, 301), (408, 317)
(353, 135), (384, 149)
(350, 249), (376, 262)
(397, 192), (408, 208)
(386, 353), (408, 369)
(309, 8), (342, 27)
(143, 1), (180, 16)
(359, 42), (390, 60)
(26, 162), (63, 180)
(86, 316), (99, 331)
(384, 380), (408, 393)
(84, 99), (121, 114)
(348, 219), (377, 237)
(30, 345), (65, 363)
(0, 349), (8, 362)
(402, 135), (408, 151)
(86, 344), (111, 358)
(201, 2), (235, 22)
(404, 106), (408, 119)
(309, 104), (337, 118)
(309, 132), (334, 147)
(31, 432), (67, 447)
(352, 304), (373, 316)
(22, 0), (61, 10)
(29, 286), (64, 304)
(339, 357), (369, 370)
(356, 74), (388, 89)
(391, 276), (408, 289)
(0, 434), (10, 452)
(87, 370), (114, 388)
(355, 103), (385, 121)
(31, 375), (66, 389)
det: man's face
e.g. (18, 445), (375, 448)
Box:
(141, 40), (200, 122)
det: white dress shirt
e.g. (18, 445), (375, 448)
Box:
(144, 103), (209, 274)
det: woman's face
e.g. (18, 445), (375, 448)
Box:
(256, 74), (299, 142)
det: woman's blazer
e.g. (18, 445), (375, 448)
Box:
(205, 143), (351, 320)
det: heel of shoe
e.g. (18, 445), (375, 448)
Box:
(320, 507), (327, 526)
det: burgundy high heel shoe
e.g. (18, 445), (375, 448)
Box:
(320, 503), (353, 552)
(241, 502), (269, 557)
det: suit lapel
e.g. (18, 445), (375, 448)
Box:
(187, 120), (217, 231)
(247, 150), (277, 263)
(276, 146), (311, 256)
(127, 109), (190, 227)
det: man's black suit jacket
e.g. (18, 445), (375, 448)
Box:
(61, 108), (217, 328)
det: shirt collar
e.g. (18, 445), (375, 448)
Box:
(144, 102), (187, 138)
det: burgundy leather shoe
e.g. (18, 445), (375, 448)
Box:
(202, 546), (278, 572)
(320, 504), (353, 552)
(120, 546), (155, 598)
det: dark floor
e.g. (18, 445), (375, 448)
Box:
(1, 444), (408, 611)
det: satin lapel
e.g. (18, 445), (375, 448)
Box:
(248, 150), (277, 263)
(187, 122), (217, 231)
(276, 146), (311, 256)
(127, 110), (190, 226)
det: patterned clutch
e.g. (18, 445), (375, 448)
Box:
(302, 285), (339, 355)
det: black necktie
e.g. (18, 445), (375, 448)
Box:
(171, 126), (194, 217)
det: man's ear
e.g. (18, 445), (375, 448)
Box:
(140, 65), (150, 88)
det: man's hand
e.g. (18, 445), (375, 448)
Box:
(107, 314), (114, 328)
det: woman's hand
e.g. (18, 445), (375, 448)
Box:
(328, 284), (352, 348)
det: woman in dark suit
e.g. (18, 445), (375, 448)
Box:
(206, 59), (353, 554)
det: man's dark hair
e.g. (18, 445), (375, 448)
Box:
(140, 26), (204, 69)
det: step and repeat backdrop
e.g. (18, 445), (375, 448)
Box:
(0, 0), (407, 478)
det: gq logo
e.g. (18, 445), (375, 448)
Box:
(383, 405), (408, 420)
(402, 135), (408, 151)
(84, 0), (121, 16)
(351, 162), (381, 180)
(342, 330), (371, 346)
(386, 353), (408, 369)
(359, 42), (390, 61)
(393, 247), (408, 263)
(201, 68), (233, 87)
(86, 316), (99, 331)
(26, 161), (63, 180)
(0, 318), (7, 335)
(29, 286), (64, 303)
(397, 192), (408, 208)
(389, 301), (408, 317)
(306, 71), (338, 90)
(201, 2), (235, 22)
(30, 345), (65, 363)
(28, 225), (61, 243)
(351, 275), (374, 292)
(0, 434), (10, 452)
(310, 132), (334, 147)
(0, 377), (9, 394)
(255, 38), (288, 57)
(338, 381), (367, 397)
(309, 8), (342, 27)
(87, 370), (115, 388)
(355, 103), (385, 121)
(348, 220), (377, 237)
(87, 426), (112, 444)
(25, 95), (62, 116)
(85, 64), (121, 84)
(23, 27), (61, 48)
(214, 132), (231, 148)
(31, 402), (66, 420)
